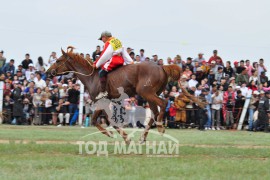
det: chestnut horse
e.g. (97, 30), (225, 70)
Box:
(47, 47), (204, 143)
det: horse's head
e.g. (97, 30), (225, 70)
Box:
(46, 47), (74, 77)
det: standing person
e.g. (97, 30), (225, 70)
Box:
(208, 50), (222, 64)
(92, 45), (102, 62)
(225, 96), (235, 129)
(255, 91), (270, 132)
(21, 54), (33, 70)
(248, 91), (259, 131)
(184, 57), (194, 72)
(2, 59), (15, 76)
(48, 52), (58, 66)
(193, 52), (205, 66)
(224, 61), (234, 78)
(203, 88), (212, 130)
(234, 90), (245, 127)
(258, 58), (267, 76)
(197, 94), (208, 131)
(211, 91), (223, 130)
(34, 71), (46, 89)
(139, 49), (146, 62)
(67, 84), (80, 117)
(32, 87), (43, 125)
(174, 92), (190, 126)
(50, 87), (60, 125)
(35, 56), (47, 71)
(11, 82), (24, 125)
(56, 99), (70, 127)
(93, 31), (134, 99)
(25, 64), (36, 80)
(0, 50), (6, 73)
(245, 60), (253, 77)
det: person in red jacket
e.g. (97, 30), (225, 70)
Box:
(93, 31), (133, 99)
(208, 50), (223, 65)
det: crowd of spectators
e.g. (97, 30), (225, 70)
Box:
(0, 48), (269, 132)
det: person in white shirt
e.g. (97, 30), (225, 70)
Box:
(211, 91), (223, 130)
(25, 63), (36, 80)
(240, 82), (248, 97)
(139, 49), (146, 62)
(34, 71), (46, 89)
(48, 52), (57, 66)
(134, 55), (141, 64)
(195, 84), (203, 97)
(188, 74), (198, 89)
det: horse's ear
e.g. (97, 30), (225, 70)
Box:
(61, 48), (66, 55)
(67, 46), (75, 53)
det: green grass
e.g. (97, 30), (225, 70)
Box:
(0, 125), (270, 180)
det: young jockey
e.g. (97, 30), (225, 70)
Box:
(93, 31), (133, 99)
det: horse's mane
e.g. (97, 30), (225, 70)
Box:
(66, 46), (93, 67)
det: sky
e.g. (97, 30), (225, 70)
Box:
(1, 0), (270, 74)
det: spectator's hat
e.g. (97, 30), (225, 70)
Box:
(176, 55), (181, 60)
(236, 86), (241, 89)
(98, 31), (112, 40)
(211, 61), (216, 64)
(265, 91), (270, 95)
(253, 90), (259, 95)
(181, 75), (187, 79)
(13, 80), (19, 84)
(198, 52), (204, 55)
(229, 77), (235, 81)
(0, 50), (3, 53)
(260, 90), (265, 94)
(127, 47), (134, 51)
(187, 57), (193, 60)
(213, 50), (218, 53)
(29, 63), (34, 67)
(196, 67), (203, 71)
(62, 84), (68, 87)
(152, 54), (157, 57)
(233, 60), (238, 65)
(202, 60), (206, 64)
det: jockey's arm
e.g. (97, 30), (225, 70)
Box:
(94, 44), (114, 68)
(122, 47), (134, 64)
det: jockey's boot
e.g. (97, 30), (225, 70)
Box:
(96, 77), (108, 100)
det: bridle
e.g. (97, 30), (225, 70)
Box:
(51, 55), (95, 76)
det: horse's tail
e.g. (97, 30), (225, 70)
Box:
(162, 64), (206, 109)
(162, 64), (182, 81)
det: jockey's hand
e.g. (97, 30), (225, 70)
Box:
(130, 61), (134, 64)
(93, 64), (97, 69)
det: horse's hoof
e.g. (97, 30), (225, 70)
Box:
(157, 126), (165, 135)
(107, 131), (114, 138)
(125, 138), (131, 145)
(139, 139), (146, 144)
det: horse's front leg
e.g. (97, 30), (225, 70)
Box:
(92, 110), (113, 137)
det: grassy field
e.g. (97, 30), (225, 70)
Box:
(0, 125), (270, 180)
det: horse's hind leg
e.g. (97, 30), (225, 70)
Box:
(112, 126), (131, 145)
(92, 110), (113, 137)
(146, 95), (167, 134)
(139, 95), (166, 143)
